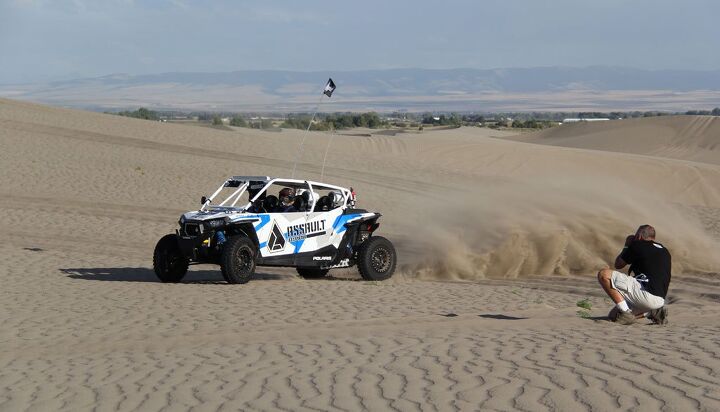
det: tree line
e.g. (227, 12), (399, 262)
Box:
(281, 112), (386, 131)
(114, 107), (159, 120)
(110, 107), (720, 131)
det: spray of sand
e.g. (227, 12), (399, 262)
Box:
(398, 176), (720, 280)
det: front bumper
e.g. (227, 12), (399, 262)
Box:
(177, 228), (218, 262)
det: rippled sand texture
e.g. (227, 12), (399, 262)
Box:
(1, 98), (720, 411)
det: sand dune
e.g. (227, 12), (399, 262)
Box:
(2, 98), (720, 410)
(507, 115), (720, 164)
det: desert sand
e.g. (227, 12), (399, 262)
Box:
(1, 98), (720, 411)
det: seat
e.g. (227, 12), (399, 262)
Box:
(314, 195), (332, 212)
(249, 198), (265, 213)
(263, 195), (279, 212)
(292, 193), (307, 212)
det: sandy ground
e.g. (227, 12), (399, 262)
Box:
(1, 98), (720, 410)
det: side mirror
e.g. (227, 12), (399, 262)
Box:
(201, 196), (207, 205)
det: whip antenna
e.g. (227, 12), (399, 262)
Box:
(291, 78), (336, 178)
(319, 127), (336, 181)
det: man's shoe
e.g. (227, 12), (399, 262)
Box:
(648, 306), (668, 325)
(615, 310), (636, 325)
(608, 307), (619, 321)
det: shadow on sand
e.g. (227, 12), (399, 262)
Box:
(478, 314), (527, 320)
(586, 315), (612, 322)
(60, 267), (292, 283)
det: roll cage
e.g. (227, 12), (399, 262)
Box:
(199, 176), (351, 214)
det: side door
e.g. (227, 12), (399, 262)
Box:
(254, 211), (307, 261)
(302, 207), (345, 253)
(253, 181), (312, 263)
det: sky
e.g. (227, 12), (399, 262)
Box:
(1, 0), (719, 83)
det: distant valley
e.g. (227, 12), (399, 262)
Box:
(2, 67), (720, 112)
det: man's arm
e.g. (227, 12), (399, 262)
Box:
(614, 235), (635, 269)
(614, 254), (627, 270)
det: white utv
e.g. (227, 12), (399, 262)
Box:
(153, 176), (397, 284)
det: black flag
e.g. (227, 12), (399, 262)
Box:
(323, 78), (336, 97)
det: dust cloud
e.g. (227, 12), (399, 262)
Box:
(397, 176), (720, 280)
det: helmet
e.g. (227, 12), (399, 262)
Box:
(279, 187), (295, 204)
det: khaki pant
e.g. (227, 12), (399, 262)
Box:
(610, 271), (665, 313)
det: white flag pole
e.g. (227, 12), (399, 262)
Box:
(291, 93), (325, 179)
(319, 127), (336, 181)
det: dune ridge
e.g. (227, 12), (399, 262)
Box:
(507, 115), (720, 164)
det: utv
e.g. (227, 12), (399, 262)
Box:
(153, 176), (397, 284)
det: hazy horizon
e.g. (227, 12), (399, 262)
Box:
(6, 64), (720, 85)
(2, 0), (719, 84)
(3, 66), (720, 112)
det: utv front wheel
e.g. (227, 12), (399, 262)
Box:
(153, 234), (189, 283)
(221, 236), (256, 284)
(357, 236), (396, 281)
(296, 268), (329, 279)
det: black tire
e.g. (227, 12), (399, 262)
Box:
(357, 236), (396, 281)
(296, 267), (329, 279)
(153, 234), (189, 283)
(221, 236), (256, 284)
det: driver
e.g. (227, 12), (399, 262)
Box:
(278, 187), (297, 212)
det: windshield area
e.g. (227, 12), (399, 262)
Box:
(200, 179), (255, 212)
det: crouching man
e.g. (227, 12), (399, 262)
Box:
(598, 225), (671, 325)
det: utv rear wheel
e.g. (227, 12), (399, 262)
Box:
(153, 234), (189, 283)
(221, 236), (256, 284)
(296, 268), (329, 279)
(357, 236), (396, 281)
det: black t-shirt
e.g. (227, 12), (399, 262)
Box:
(620, 240), (672, 298)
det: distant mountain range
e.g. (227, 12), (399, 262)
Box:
(2, 67), (720, 112)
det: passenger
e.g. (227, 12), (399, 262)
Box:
(278, 187), (297, 212)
